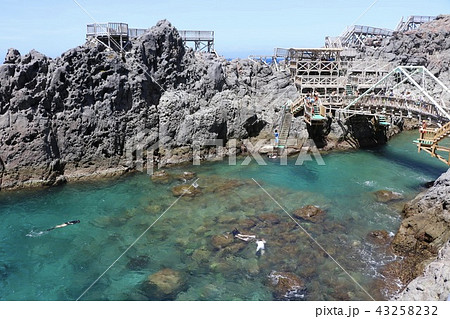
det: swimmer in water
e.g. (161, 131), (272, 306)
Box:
(47, 220), (80, 231)
(256, 238), (266, 256)
(232, 228), (256, 242)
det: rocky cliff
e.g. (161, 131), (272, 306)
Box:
(2, 17), (449, 191)
(387, 169), (450, 300)
(0, 20), (301, 190)
(366, 15), (450, 85)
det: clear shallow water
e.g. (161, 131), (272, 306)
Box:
(0, 131), (447, 301)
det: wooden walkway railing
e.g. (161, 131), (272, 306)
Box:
(319, 94), (441, 120)
(416, 122), (450, 165)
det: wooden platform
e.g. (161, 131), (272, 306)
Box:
(415, 122), (450, 165)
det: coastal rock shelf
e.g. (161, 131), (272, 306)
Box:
(392, 242), (450, 301)
(386, 169), (450, 300)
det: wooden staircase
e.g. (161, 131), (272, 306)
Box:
(290, 97), (304, 116)
(433, 122), (450, 143)
(278, 106), (293, 149)
(415, 121), (450, 165)
(290, 96), (327, 125)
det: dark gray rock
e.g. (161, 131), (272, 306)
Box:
(0, 20), (298, 189)
(367, 15), (450, 80)
(4, 48), (21, 64)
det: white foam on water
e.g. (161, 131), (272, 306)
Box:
(364, 180), (375, 187)
(26, 230), (47, 238)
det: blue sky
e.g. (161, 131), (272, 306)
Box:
(1, 0), (449, 60)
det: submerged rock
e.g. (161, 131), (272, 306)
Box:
(0, 263), (10, 280)
(221, 241), (247, 255)
(145, 204), (162, 214)
(258, 213), (281, 225)
(373, 190), (403, 203)
(215, 215), (239, 225)
(143, 268), (186, 300)
(177, 172), (197, 180)
(191, 247), (211, 264)
(151, 170), (171, 183)
(211, 234), (234, 250)
(171, 184), (202, 197)
(292, 205), (326, 223)
(267, 271), (307, 300)
(238, 218), (257, 230)
(367, 230), (391, 245)
(211, 179), (250, 194)
(126, 255), (151, 271)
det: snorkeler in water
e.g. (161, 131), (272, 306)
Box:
(46, 220), (80, 231)
(232, 228), (256, 242)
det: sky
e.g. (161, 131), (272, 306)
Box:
(1, 0), (450, 61)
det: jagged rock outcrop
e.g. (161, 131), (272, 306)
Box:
(367, 15), (450, 83)
(387, 169), (450, 299)
(0, 20), (299, 190)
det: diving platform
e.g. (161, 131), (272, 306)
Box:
(324, 15), (436, 50)
(340, 25), (394, 48)
(86, 23), (131, 51)
(178, 30), (214, 53)
(396, 16), (436, 32)
(290, 96), (327, 126)
(86, 23), (215, 53)
(325, 25), (393, 49)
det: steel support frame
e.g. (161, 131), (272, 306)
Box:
(343, 66), (450, 121)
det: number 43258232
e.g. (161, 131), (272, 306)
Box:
(376, 305), (438, 316)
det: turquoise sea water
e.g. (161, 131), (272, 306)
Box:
(0, 131), (447, 301)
